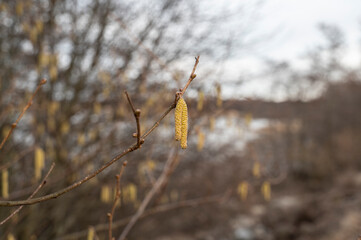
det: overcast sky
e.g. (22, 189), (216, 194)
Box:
(219, 0), (361, 99)
(259, 0), (361, 64)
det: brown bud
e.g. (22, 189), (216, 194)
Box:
(39, 79), (47, 85)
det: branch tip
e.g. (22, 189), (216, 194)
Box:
(39, 79), (47, 85)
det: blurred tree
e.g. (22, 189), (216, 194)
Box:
(0, 0), (261, 239)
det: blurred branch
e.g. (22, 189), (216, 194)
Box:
(58, 193), (225, 240)
(180, 56), (200, 96)
(124, 91), (142, 148)
(114, 16), (177, 80)
(0, 147), (34, 172)
(108, 161), (127, 240)
(0, 162), (55, 225)
(0, 79), (47, 151)
(0, 57), (199, 207)
(118, 148), (179, 240)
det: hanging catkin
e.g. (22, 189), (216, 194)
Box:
(252, 161), (261, 178)
(175, 97), (188, 149)
(34, 147), (45, 181)
(237, 181), (248, 201)
(180, 98), (188, 149)
(87, 227), (95, 240)
(197, 90), (204, 111)
(2, 169), (9, 199)
(174, 97), (185, 141)
(261, 181), (271, 201)
(216, 84), (222, 107)
(197, 130), (205, 151)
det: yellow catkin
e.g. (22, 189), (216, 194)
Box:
(197, 90), (204, 111)
(2, 126), (11, 138)
(180, 98), (188, 149)
(38, 52), (49, 69)
(147, 160), (155, 170)
(261, 181), (271, 201)
(93, 103), (101, 115)
(209, 117), (215, 132)
(2, 169), (9, 199)
(7, 233), (15, 240)
(87, 227), (95, 240)
(48, 101), (59, 117)
(237, 181), (248, 201)
(35, 19), (44, 33)
(46, 141), (55, 161)
(216, 84), (222, 107)
(15, 2), (23, 16)
(197, 131), (205, 151)
(77, 133), (86, 146)
(102, 87), (110, 98)
(34, 147), (45, 181)
(128, 184), (137, 202)
(252, 161), (261, 178)
(60, 122), (70, 135)
(100, 185), (111, 203)
(49, 65), (58, 81)
(0, 3), (8, 12)
(88, 129), (97, 141)
(117, 103), (125, 117)
(124, 183), (137, 203)
(174, 97), (185, 141)
(245, 113), (252, 127)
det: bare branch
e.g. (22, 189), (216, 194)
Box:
(180, 56), (200, 96)
(0, 162), (55, 225)
(0, 57), (200, 207)
(108, 161), (127, 240)
(117, 148), (178, 240)
(0, 79), (47, 151)
(124, 91), (142, 148)
(113, 16), (178, 81)
(57, 194), (225, 240)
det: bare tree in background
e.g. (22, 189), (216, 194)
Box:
(0, 0), (264, 239)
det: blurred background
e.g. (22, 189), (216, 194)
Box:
(1, 0), (361, 239)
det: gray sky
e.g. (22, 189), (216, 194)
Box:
(259, 0), (361, 65)
(220, 0), (361, 100)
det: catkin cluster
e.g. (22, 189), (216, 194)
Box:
(175, 97), (188, 149)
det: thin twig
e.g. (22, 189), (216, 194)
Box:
(0, 79), (47, 151)
(113, 16), (179, 81)
(56, 193), (225, 240)
(124, 91), (142, 147)
(0, 57), (200, 207)
(0, 147), (34, 171)
(180, 56), (200, 96)
(108, 161), (127, 240)
(117, 148), (178, 240)
(0, 162), (55, 225)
